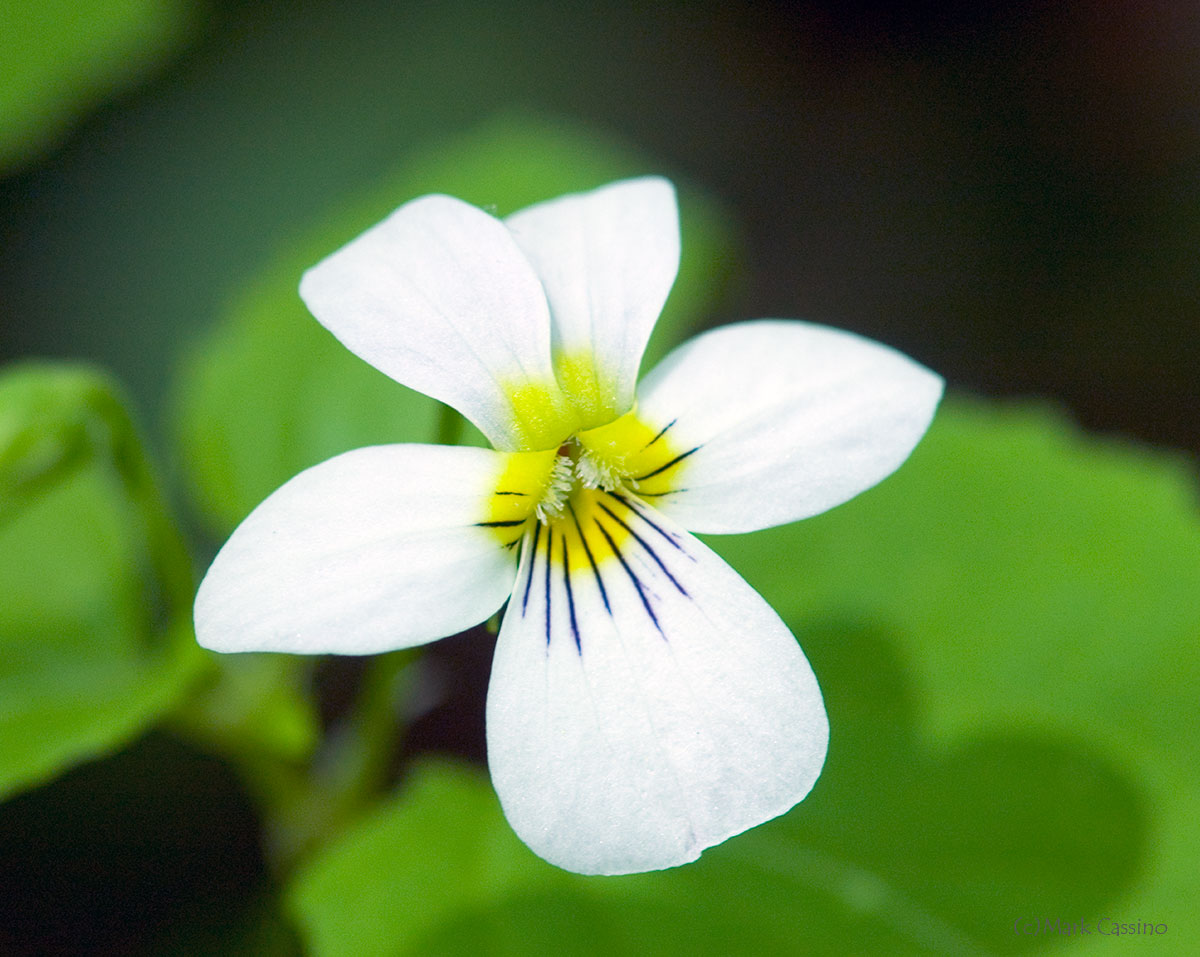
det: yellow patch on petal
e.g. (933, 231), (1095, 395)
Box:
(576, 409), (694, 498)
(501, 349), (628, 452)
(479, 449), (559, 545)
(548, 487), (634, 572)
(504, 380), (578, 452)
(553, 350), (622, 433)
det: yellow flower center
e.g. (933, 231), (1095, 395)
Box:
(480, 408), (696, 568)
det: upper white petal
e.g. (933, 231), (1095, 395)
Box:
(505, 177), (680, 421)
(634, 320), (944, 534)
(299, 195), (563, 451)
(195, 444), (519, 655)
(486, 492), (828, 875)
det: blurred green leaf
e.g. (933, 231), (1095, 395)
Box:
(288, 750), (1055, 957)
(174, 114), (738, 533)
(286, 631), (1143, 956)
(285, 398), (1186, 955)
(699, 622), (1143, 955)
(0, 0), (197, 173)
(173, 650), (420, 873)
(171, 653), (319, 767)
(0, 363), (204, 800)
(287, 760), (534, 957)
(713, 397), (1200, 953)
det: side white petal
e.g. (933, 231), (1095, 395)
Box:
(505, 177), (680, 419)
(635, 320), (944, 534)
(195, 445), (520, 655)
(299, 195), (563, 451)
(486, 492), (827, 875)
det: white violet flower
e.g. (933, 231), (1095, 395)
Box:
(194, 177), (943, 875)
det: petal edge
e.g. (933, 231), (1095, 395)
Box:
(195, 444), (520, 655)
(635, 320), (944, 534)
(300, 195), (571, 451)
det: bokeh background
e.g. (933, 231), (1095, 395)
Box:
(2, 1), (1197, 954)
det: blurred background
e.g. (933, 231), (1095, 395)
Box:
(2, 1), (1198, 954)
(5, 0), (1199, 456)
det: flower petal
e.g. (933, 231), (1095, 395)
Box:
(486, 491), (827, 875)
(633, 320), (944, 534)
(505, 177), (680, 428)
(299, 195), (571, 451)
(195, 445), (521, 655)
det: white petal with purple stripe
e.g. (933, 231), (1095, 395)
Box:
(485, 491), (828, 875)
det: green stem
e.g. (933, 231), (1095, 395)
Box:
(259, 649), (419, 871)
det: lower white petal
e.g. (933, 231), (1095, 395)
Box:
(195, 445), (520, 655)
(635, 320), (944, 534)
(486, 492), (827, 875)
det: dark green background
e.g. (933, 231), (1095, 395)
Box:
(5, 0), (1198, 457)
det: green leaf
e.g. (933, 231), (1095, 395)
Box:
(0, 363), (205, 800)
(0, 0), (198, 173)
(712, 396), (1200, 953)
(286, 629), (1142, 955)
(174, 115), (738, 533)
(286, 757), (988, 957)
(285, 398), (1191, 955)
(287, 761), (693, 957)
(170, 653), (319, 767)
(287, 761), (533, 957)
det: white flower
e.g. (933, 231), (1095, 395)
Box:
(194, 177), (943, 875)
